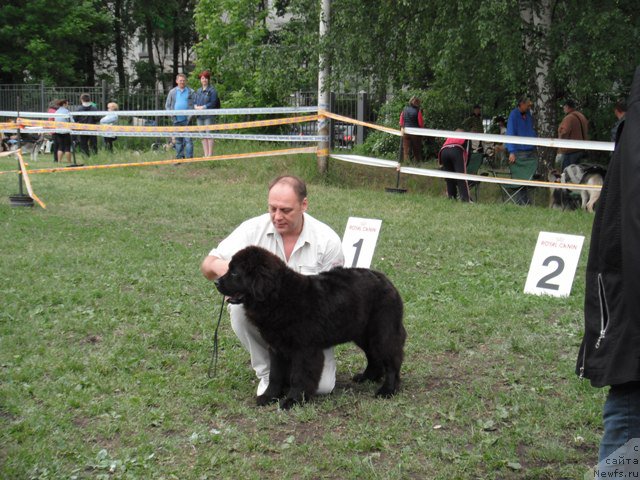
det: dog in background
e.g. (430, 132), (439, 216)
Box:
(215, 246), (406, 410)
(549, 164), (605, 212)
(7, 133), (45, 161)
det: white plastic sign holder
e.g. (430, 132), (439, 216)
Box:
(524, 231), (585, 297)
(342, 217), (382, 268)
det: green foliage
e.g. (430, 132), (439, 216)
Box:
(0, 0), (112, 84)
(194, 0), (319, 106)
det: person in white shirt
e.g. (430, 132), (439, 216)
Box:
(201, 175), (344, 396)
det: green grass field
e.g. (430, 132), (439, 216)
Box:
(1, 143), (604, 479)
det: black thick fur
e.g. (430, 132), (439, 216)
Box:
(215, 246), (406, 409)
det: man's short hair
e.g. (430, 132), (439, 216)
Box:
(176, 73), (187, 80)
(517, 96), (531, 106)
(615, 99), (627, 113)
(563, 99), (576, 109)
(269, 175), (307, 202)
(80, 93), (91, 102)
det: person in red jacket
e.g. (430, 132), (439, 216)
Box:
(437, 130), (471, 202)
(399, 96), (424, 162)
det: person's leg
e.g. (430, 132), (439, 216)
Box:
(402, 135), (411, 162)
(562, 151), (582, 171)
(79, 136), (89, 156)
(410, 135), (422, 162)
(89, 135), (98, 155)
(453, 151), (471, 202)
(598, 382), (640, 466)
(441, 149), (458, 199)
(229, 304), (336, 396)
(173, 120), (185, 159)
(185, 135), (193, 158)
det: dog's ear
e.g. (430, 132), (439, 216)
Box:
(250, 266), (277, 302)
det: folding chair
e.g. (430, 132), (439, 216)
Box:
(466, 152), (484, 202)
(499, 157), (538, 205)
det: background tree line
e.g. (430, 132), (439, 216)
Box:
(2, 0), (639, 142)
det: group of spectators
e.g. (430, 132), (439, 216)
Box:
(41, 70), (220, 163)
(399, 96), (627, 205)
(164, 71), (220, 160)
(46, 95), (119, 163)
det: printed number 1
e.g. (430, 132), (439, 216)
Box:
(351, 238), (364, 268)
(536, 255), (565, 291)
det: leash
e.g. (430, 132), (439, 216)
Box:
(207, 295), (226, 378)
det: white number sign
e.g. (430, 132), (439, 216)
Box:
(524, 231), (585, 297)
(342, 217), (382, 268)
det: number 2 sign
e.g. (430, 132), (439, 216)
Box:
(342, 217), (382, 269)
(524, 231), (585, 297)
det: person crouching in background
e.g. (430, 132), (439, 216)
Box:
(438, 129), (471, 202)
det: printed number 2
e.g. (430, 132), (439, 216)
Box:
(536, 255), (565, 291)
(351, 238), (364, 267)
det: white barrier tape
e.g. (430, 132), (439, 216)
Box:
(329, 154), (398, 169)
(330, 153), (602, 191)
(0, 106), (318, 118)
(0, 127), (327, 142)
(404, 127), (614, 152)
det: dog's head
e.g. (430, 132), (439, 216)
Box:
(560, 164), (584, 185)
(548, 169), (562, 183)
(215, 246), (284, 305)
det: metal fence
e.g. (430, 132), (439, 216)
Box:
(0, 84), (381, 150)
(288, 91), (380, 149)
(0, 82), (167, 117)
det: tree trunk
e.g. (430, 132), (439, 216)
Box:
(145, 15), (156, 75)
(114, 0), (126, 88)
(519, 0), (556, 170)
(173, 24), (180, 77)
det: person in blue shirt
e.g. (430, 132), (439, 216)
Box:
(505, 97), (538, 205)
(165, 73), (194, 160)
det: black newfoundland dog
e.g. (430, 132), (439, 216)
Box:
(215, 246), (406, 409)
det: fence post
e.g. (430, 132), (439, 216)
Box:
(357, 91), (368, 145)
(40, 81), (45, 112)
(329, 91), (336, 149)
(102, 79), (107, 109)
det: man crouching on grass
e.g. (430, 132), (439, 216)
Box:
(200, 175), (344, 397)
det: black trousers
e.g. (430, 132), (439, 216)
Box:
(440, 146), (470, 202)
(79, 135), (97, 156)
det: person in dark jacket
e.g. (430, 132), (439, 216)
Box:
(399, 96), (424, 162)
(576, 66), (640, 468)
(75, 93), (98, 156)
(193, 70), (218, 157)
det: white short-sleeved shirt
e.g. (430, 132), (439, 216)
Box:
(209, 212), (344, 274)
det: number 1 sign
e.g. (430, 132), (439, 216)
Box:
(342, 217), (382, 269)
(524, 231), (585, 297)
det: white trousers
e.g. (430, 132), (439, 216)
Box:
(228, 303), (336, 396)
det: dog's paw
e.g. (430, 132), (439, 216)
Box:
(256, 394), (279, 407)
(278, 397), (298, 410)
(352, 373), (368, 383)
(353, 371), (383, 383)
(375, 386), (398, 398)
